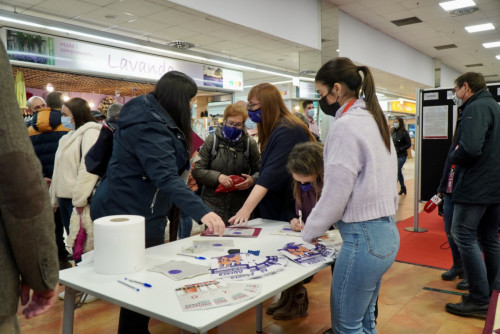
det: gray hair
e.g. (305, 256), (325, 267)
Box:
(107, 103), (123, 121)
(293, 112), (309, 127)
(27, 96), (45, 110)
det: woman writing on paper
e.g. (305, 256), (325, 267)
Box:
(302, 58), (399, 333)
(229, 83), (316, 225)
(265, 141), (325, 321)
(91, 71), (225, 334)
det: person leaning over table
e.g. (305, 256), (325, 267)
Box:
(0, 41), (59, 333)
(90, 70), (225, 334)
(301, 57), (399, 334)
(193, 102), (260, 225)
(229, 83), (316, 225)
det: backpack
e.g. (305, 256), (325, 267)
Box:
(84, 122), (115, 177)
(210, 133), (250, 160)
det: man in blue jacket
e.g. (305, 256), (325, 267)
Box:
(28, 91), (71, 270)
(445, 72), (500, 317)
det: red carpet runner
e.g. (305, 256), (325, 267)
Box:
(395, 210), (452, 270)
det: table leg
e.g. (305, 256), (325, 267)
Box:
(255, 303), (263, 333)
(62, 286), (77, 334)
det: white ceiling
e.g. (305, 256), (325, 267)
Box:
(1, 0), (499, 101)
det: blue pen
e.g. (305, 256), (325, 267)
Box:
(124, 277), (152, 288)
(177, 253), (206, 260)
(118, 280), (140, 291)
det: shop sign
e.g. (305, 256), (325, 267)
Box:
(5, 28), (243, 91)
(390, 100), (416, 114)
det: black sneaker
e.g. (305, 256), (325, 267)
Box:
(441, 267), (464, 281)
(445, 301), (488, 318)
(456, 278), (469, 290)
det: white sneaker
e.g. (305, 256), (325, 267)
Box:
(58, 291), (65, 300)
(58, 291), (98, 304)
(78, 293), (98, 304)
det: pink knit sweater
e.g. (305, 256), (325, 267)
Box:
(301, 99), (398, 243)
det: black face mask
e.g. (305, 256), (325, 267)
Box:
(319, 96), (340, 117)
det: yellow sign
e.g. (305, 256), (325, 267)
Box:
(390, 101), (416, 114)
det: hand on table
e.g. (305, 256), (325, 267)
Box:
(20, 283), (58, 319)
(201, 212), (225, 236)
(290, 218), (303, 232)
(235, 174), (254, 191)
(228, 207), (252, 226)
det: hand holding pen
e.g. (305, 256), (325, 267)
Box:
(298, 210), (304, 230)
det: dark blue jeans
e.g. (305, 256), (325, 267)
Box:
(58, 198), (73, 235)
(397, 156), (407, 188)
(443, 195), (463, 271)
(451, 203), (500, 304)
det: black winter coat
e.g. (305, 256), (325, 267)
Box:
(391, 129), (411, 157)
(450, 89), (500, 204)
(193, 127), (260, 224)
(90, 94), (211, 241)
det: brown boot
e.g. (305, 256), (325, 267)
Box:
(272, 283), (308, 320)
(266, 288), (292, 315)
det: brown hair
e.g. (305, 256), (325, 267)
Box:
(63, 98), (94, 129)
(287, 142), (324, 206)
(248, 83), (316, 152)
(315, 57), (391, 152)
(392, 117), (406, 135)
(223, 103), (248, 122)
(454, 72), (487, 94)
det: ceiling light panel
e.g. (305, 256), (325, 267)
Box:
(483, 41), (500, 48)
(439, 0), (476, 11)
(465, 23), (495, 33)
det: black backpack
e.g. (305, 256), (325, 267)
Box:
(210, 133), (250, 159)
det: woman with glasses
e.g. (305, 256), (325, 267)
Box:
(193, 103), (260, 224)
(229, 83), (316, 225)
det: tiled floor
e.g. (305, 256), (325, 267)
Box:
(17, 158), (487, 333)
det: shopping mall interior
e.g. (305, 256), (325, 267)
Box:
(1, 0), (500, 333)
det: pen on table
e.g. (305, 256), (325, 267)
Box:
(124, 277), (152, 288)
(117, 280), (140, 292)
(177, 253), (206, 260)
(298, 210), (304, 230)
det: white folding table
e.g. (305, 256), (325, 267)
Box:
(59, 218), (332, 334)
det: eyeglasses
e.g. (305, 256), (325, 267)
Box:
(225, 120), (245, 129)
(247, 102), (260, 111)
(32, 103), (46, 111)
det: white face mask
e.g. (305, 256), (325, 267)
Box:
(393, 123), (399, 129)
(452, 93), (463, 107)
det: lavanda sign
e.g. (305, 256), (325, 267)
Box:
(107, 54), (173, 77)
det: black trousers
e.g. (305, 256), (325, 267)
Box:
(54, 207), (69, 259)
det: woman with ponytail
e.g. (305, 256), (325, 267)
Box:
(301, 58), (400, 334)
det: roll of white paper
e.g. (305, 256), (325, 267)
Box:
(93, 215), (145, 275)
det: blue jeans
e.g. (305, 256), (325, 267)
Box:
(397, 156), (407, 188)
(332, 217), (400, 334)
(451, 203), (500, 304)
(177, 211), (193, 239)
(443, 195), (463, 271)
